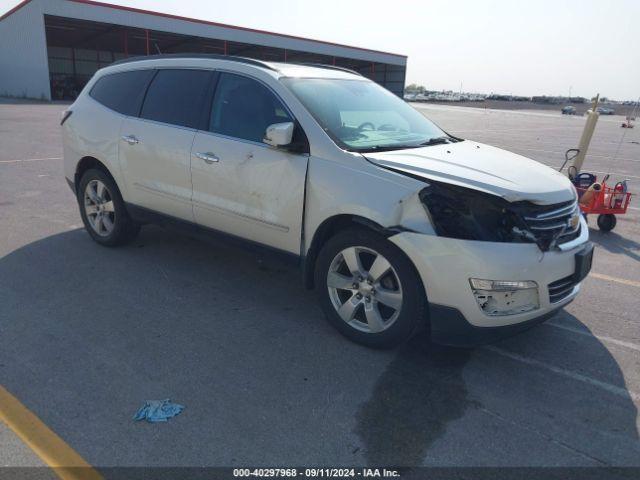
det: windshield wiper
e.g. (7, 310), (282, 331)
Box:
(350, 135), (461, 153)
(418, 136), (452, 146)
(351, 144), (423, 153)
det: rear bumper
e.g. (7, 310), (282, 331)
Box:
(429, 302), (568, 347)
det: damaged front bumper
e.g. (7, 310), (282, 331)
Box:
(427, 303), (567, 347)
(389, 215), (590, 346)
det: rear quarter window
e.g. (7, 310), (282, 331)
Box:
(89, 69), (154, 116)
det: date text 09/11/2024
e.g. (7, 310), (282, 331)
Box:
(232, 468), (401, 478)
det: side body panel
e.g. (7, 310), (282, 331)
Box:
(62, 96), (124, 190)
(190, 131), (308, 254)
(303, 154), (433, 255)
(118, 116), (196, 221)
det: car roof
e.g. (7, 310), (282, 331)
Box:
(110, 54), (364, 80)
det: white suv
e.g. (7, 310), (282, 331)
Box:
(62, 54), (593, 348)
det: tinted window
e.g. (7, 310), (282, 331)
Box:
(210, 73), (292, 143)
(90, 70), (154, 116)
(140, 69), (213, 129)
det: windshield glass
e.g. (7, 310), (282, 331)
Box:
(281, 77), (448, 152)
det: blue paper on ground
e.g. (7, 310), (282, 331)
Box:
(133, 399), (184, 423)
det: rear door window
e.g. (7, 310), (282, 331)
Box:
(140, 69), (213, 129)
(209, 73), (292, 143)
(89, 69), (154, 116)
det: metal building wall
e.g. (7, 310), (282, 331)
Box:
(42, 14), (408, 99)
(0, 0), (51, 99)
(0, 0), (407, 100)
(44, 0), (405, 66)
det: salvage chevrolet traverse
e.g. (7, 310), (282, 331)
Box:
(61, 54), (593, 348)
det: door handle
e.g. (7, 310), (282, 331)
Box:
(121, 135), (139, 145)
(195, 152), (220, 164)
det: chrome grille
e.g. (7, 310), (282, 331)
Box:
(520, 199), (581, 248)
(548, 275), (577, 303)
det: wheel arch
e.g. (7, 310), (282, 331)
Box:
(74, 156), (119, 195)
(303, 214), (411, 290)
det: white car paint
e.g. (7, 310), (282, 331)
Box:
(62, 56), (590, 342)
(119, 115), (195, 221)
(365, 140), (576, 204)
(390, 215), (589, 328)
(190, 128), (308, 253)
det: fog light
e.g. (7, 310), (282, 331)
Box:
(469, 278), (540, 316)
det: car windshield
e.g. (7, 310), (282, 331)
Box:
(280, 77), (450, 152)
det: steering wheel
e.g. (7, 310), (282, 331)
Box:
(358, 122), (375, 131)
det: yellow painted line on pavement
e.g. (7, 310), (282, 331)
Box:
(590, 272), (640, 289)
(0, 385), (103, 480)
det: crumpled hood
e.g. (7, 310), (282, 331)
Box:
(365, 140), (575, 204)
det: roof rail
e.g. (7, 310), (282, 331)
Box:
(111, 53), (278, 71)
(299, 63), (363, 76)
(110, 55), (364, 77)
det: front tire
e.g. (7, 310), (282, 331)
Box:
(77, 169), (140, 246)
(315, 228), (426, 349)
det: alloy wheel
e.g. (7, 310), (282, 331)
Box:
(83, 179), (115, 237)
(327, 246), (403, 333)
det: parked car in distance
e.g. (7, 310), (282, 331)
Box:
(61, 54), (593, 349)
(596, 106), (615, 115)
(561, 105), (576, 115)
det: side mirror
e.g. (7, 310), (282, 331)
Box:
(263, 122), (294, 147)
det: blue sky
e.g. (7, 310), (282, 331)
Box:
(1, 0), (637, 99)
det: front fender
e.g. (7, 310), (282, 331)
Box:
(303, 155), (434, 255)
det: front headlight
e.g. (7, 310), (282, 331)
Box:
(419, 181), (532, 243)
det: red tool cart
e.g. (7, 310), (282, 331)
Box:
(572, 171), (633, 232)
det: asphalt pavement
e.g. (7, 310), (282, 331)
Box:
(0, 101), (638, 472)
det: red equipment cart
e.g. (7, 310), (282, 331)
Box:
(561, 148), (634, 232)
(575, 175), (633, 232)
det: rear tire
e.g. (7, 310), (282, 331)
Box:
(597, 214), (616, 232)
(77, 169), (140, 246)
(315, 228), (426, 349)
